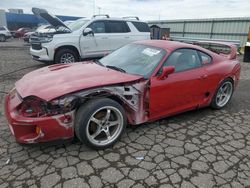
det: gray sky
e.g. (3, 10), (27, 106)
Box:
(1, 0), (250, 20)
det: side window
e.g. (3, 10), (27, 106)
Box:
(132, 22), (150, 32)
(164, 49), (201, 72)
(88, 21), (106, 33)
(0, 26), (5, 31)
(107, 21), (130, 33)
(199, 51), (212, 65)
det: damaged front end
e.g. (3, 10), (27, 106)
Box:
(64, 79), (150, 125)
(4, 79), (149, 144)
(4, 89), (75, 143)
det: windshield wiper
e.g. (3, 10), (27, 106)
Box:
(106, 65), (126, 73)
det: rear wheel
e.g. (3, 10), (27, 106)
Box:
(75, 98), (126, 149)
(54, 48), (78, 64)
(211, 78), (234, 109)
(0, 35), (6, 42)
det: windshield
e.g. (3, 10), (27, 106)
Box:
(68, 19), (89, 31)
(99, 43), (166, 77)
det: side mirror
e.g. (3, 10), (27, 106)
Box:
(83, 28), (94, 36)
(158, 66), (175, 80)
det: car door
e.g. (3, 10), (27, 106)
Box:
(196, 50), (215, 106)
(149, 48), (206, 120)
(106, 20), (131, 51)
(80, 20), (110, 57)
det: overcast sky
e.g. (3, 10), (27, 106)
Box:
(1, 0), (250, 20)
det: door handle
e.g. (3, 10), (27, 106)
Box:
(125, 36), (130, 39)
(199, 74), (208, 79)
(101, 37), (108, 39)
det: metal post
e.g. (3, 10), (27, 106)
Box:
(98, 7), (101, 15)
(93, 0), (96, 15)
(182, 21), (186, 37)
(210, 20), (214, 39)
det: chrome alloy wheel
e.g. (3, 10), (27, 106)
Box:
(86, 106), (124, 146)
(60, 53), (75, 63)
(216, 81), (233, 107)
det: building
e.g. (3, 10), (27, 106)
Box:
(0, 9), (82, 30)
(148, 17), (250, 47)
(0, 10), (7, 27)
(8, 9), (24, 14)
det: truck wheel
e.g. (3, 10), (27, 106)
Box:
(211, 78), (234, 109)
(75, 98), (127, 150)
(0, 35), (6, 42)
(55, 48), (78, 64)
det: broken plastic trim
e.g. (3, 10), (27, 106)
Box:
(52, 80), (150, 125)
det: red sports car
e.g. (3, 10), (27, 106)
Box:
(4, 40), (241, 149)
(14, 28), (32, 38)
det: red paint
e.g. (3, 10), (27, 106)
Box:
(16, 62), (142, 101)
(4, 40), (241, 144)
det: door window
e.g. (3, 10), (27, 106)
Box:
(88, 21), (106, 33)
(199, 51), (212, 65)
(107, 21), (130, 33)
(132, 22), (150, 32)
(164, 48), (201, 72)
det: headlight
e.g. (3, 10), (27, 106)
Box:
(17, 96), (47, 117)
(17, 95), (78, 117)
(49, 95), (78, 114)
(40, 36), (53, 43)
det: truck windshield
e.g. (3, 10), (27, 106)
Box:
(68, 19), (89, 31)
(99, 43), (166, 77)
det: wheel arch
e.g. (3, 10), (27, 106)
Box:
(54, 45), (80, 61)
(220, 76), (235, 88)
(74, 91), (135, 124)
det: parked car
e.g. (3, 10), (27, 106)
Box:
(23, 31), (36, 42)
(37, 25), (56, 34)
(23, 25), (56, 43)
(4, 40), (240, 149)
(30, 7), (150, 64)
(14, 27), (32, 38)
(0, 26), (12, 42)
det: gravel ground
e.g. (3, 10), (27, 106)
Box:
(0, 39), (250, 188)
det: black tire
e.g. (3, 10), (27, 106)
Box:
(54, 48), (79, 64)
(211, 78), (234, 109)
(75, 98), (127, 150)
(0, 35), (6, 42)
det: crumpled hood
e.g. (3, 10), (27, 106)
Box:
(16, 62), (143, 101)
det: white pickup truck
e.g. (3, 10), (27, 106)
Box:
(30, 8), (151, 64)
(0, 26), (12, 42)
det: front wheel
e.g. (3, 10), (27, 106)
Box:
(0, 35), (6, 42)
(75, 98), (127, 149)
(211, 78), (234, 109)
(54, 48), (78, 64)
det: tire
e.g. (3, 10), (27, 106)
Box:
(54, 48), (78, 64)
(211, 78), (234, 109)
(75, 98), (127, 150)
(0, 35), (6, 42)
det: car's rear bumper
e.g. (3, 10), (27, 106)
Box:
(4, 92), (74, 144)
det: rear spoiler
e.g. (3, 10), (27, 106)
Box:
(193, 41), (237, 60)
(170, 37), (238, 60)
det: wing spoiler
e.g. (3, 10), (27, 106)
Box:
(193, 41), (237, 60)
